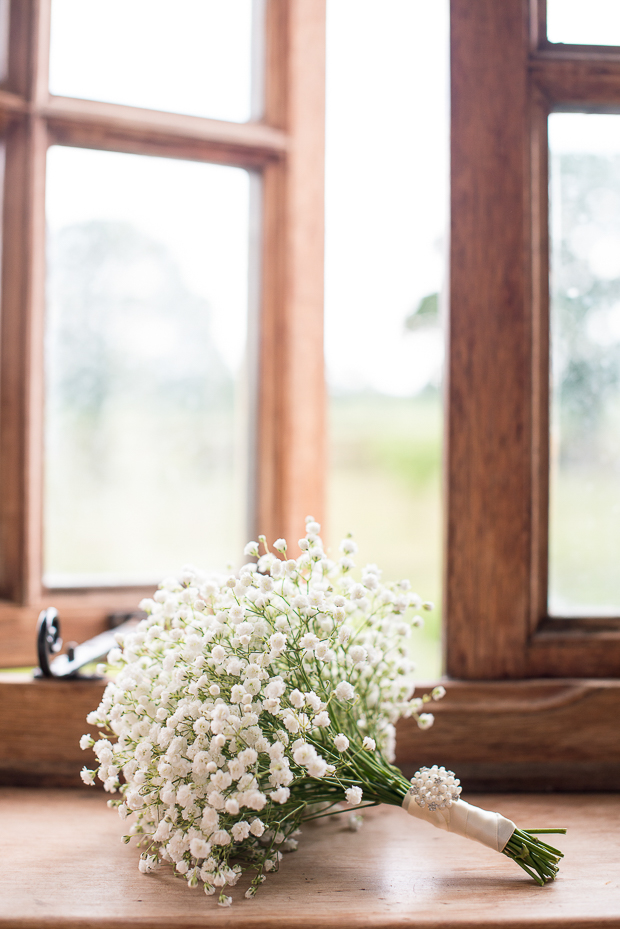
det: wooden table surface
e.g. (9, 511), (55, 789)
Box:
(0, 789), (618, 929)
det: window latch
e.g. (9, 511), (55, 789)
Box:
(35, 607), (143, 679)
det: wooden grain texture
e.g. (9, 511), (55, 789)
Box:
(0, 789), (618, 928)
(397, 679), (620, 790)
(0, 676), (103, 787)
(528, 86), (551, 636)
(0, 0), (47, 605)
(6, 0), (35, 98)
(2, 678), (619, 790)
(255, 0), (326, 551)
(528, 628), (620, 678)
(447, 0), (620, 680)
(447, 0), (532, 678)
(530, 58), (620, 106)
(533, 46), (620, 64)
(528, 0), (546, 52)
(31, 0), (50, 108)
(0, 118), (31, 603)
(44, 95), (288, 169)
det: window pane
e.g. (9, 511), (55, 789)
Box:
(49, 0), (257, 122)
(548, 113), (620, 615)
(325, 0), (448, 677)
(45, 147), (251, 587)
(547, 0), (620, 46)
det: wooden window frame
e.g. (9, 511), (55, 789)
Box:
(2, 0), (620, 792)
(0, 0), (326, 667)
(446, 0), (620, 681)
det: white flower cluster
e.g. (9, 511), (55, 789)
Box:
(82, 518), (440, 905)
(409, 766), (462, 811)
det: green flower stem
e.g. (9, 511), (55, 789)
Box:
(302, 801), (379, 822)
(294, 741), (566, 891)
(503, 828), (564, 885)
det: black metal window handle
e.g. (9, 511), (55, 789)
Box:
(35, 607), (142, 679)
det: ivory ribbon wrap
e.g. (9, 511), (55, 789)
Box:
(402, 793), (516, 853)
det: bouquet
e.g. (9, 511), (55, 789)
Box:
(82, 518), (564, 905)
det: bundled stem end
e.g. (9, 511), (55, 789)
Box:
(503, 828), (566, 886)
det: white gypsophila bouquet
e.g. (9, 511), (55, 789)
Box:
(82, 518), (565, 905)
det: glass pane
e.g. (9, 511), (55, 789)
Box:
(325, 0), (448, 677)
(548, 113), (620, 615)
(44, 147), (250, 587)
(49, 0), (256, 122)
(547, 0), (620, 46)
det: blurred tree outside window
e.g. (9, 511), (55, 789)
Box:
(548, 113), (620, 615)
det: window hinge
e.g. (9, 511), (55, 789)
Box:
(35, 607), (143, 679)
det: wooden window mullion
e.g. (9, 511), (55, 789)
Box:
(0, 0), (49, 605)
(446, 0), (532, 679)
(255, 0), (326, 547)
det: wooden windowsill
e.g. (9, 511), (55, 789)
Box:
(3, 676), (620, 791)
(1, 789), (618, 928)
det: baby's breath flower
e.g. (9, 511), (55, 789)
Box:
(348, 813), (364, 832)
(269, 632), (287, 653)
(340, 538), (358, 555)
(231, 822), (250, 842)
(283, 714), (300, 733)
(315, 641), (329, 659)
(345, 786), (363, 806)
(107, 647), (123, 666)
(85, 521), (440, 905)
(349, 645), (367, 664)
(338, 626), (352, 645)
(335, 681), (355, 701)
(304, 691), (322, 712)
(306, 757), (328, 778)
(292, 743), (316, 766)
(289, 688), (305, 708)
(249, 819), (265, 837)
(138, 855), (158, 873)
(190, 838), (211, 859)
(229, 606), (246, 625)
